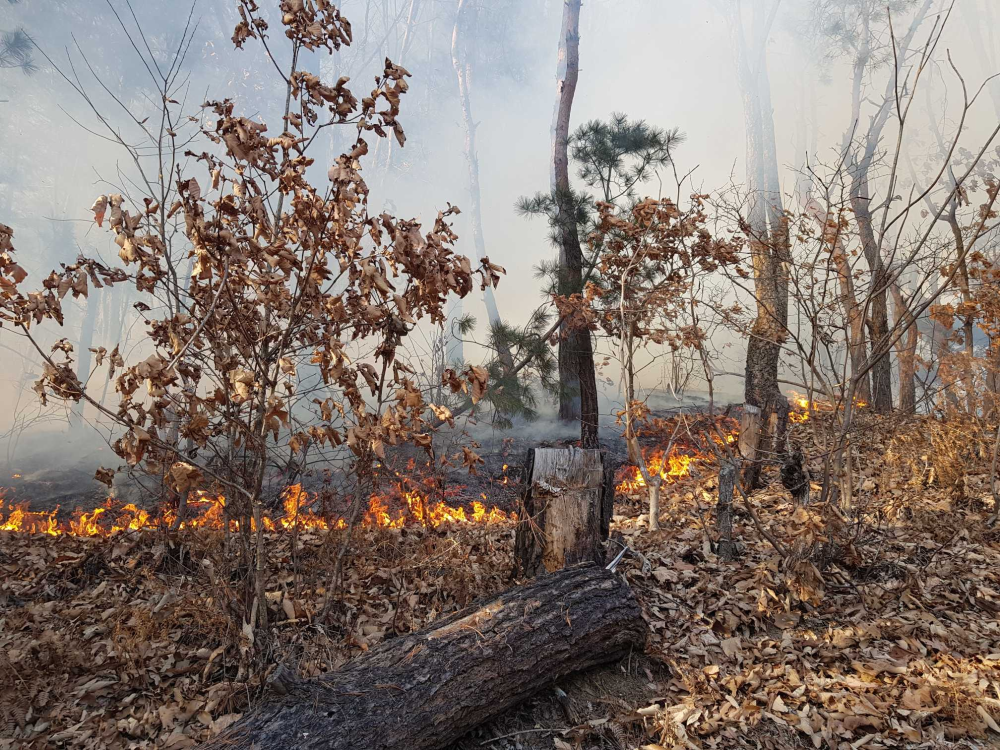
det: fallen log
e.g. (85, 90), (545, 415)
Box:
(201, 563), (645, 750)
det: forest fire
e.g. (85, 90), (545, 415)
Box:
(615, 448), (699, 493)
(788, 392), (869, 424)
(614, 416), (740, 495)
(0, 483), (514, 538)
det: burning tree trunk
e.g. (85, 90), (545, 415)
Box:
(514, 448), (612, 577)
(551, 0), (599, 446)
(201, 564), (645, 750)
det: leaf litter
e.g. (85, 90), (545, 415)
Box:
(1, 416), (999, 749)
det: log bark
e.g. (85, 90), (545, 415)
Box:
(200, 564), (645, 750)
(514, 448), (612, 578)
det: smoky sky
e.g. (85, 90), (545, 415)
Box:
(0, 0), (997, 440)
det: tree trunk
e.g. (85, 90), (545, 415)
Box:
(851, 180), (893, 413)
(726, 0), (788, 488)
(891, 284), (918, 415)
(514, 447), (612, 578)
(201, 564), (646, 750)
(987, 336), (1000, 422)
(551, 0), (598, 446)
(716, 460), (738, 561)
(841, 2), (933, 414)
(805, 200), (871, 402)
(946, 203), (978, 414)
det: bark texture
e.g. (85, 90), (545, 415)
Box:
(891, 283), (918, 414)
(850, 180), (893, 413)
(514, 448), (612, 578)
(200, 564), (645, 750)
(716, 460), (738, 561)
(551, 0), (598, 446)
(726, 0), (788, 488)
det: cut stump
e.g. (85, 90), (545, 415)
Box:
(199, 563), (645, 750)
(513, 447), (613, 578)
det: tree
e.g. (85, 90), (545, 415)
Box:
(807, 0), (933, 415)
(721, 0), (790, 488)
(450, 0), (511, 369)
(550, 0), (598, 447)
(0, 27), (35, 75)
(520, 110), (681, 443)
(588, 196), (738, 530)
(0, 0), (498, 652)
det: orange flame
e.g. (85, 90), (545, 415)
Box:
(788, 392), (867, 423)
(0, 483), (514, 538)
(615, 448), (698, 494)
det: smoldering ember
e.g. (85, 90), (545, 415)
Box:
(1, 2), (1000, 749)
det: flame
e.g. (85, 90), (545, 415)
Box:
(788, 392), (868, 423)
(615, 447), (698, 494)
(0, 483), (514, 538)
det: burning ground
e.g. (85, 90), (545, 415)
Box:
(2, 405), (1000, 749)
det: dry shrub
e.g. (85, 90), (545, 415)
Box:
(881, 415), (994, 504)
(926, 414), (994, 503)
(110, 607), (161, 671)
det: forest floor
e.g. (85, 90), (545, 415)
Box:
(1, 415), (1000, 749)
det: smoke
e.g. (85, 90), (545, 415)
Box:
(0, 0), (997, 476)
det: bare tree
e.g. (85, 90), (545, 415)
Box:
(551, 0), (598, 446)
(721, 0), (790, 487)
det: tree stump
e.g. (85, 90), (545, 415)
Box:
(199, 564), (645, 750)
(513, 447), (612, 578)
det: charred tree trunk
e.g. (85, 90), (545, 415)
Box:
(514, 447), (611, 578)
(551, 0), (598, 446)
(780, 446), (810, 505)
(716, 460), (738, 561)
(201, 564), (646, 750)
